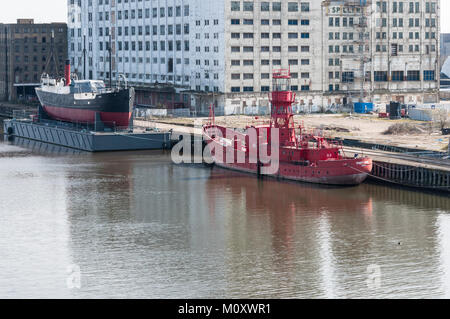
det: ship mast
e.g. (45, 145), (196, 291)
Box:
(44, 29), (61, 77)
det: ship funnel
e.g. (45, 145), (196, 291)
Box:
(65, 60), (71, 86)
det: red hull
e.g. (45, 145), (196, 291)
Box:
(205, 139), (372, 186)
(43, 105), (131, 128)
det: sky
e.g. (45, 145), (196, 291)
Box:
(0, 0), (449, 32)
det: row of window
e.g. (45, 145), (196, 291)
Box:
(71, 40), (221, 54)
(231, 72), (310, 80)
(11, 27), (64, 34)
(231, 59), (310, 66)
(13, 45), (65, 54)
(375, 31), (437, 39)
(376, 1), (437, 14)
(230, 18), (309, 26)
(71, 24), (197, 38)
(231, 85), (310, 93)
(231, 1), (310, 12)
(14, 56), (63, 63)
(231, 32), (310, 39)
(340, 70), (435, 82)
(229, 70), (436, 82)
(79, 1), (190, 19)
(375, 43), (436, 53)
(327, 43), (436, 54)
(230, 46), (310, 53)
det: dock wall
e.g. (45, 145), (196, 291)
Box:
(371, 161), (450, 193)
(3, 119), (171, 152)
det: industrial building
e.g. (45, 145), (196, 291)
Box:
(67, 0), (440, 114)
(0, 19), (68, 102)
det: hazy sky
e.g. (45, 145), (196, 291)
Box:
(0, 0), (449, 32)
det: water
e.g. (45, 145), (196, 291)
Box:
(0, 137), (449, 299)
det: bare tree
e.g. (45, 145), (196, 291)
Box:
(437, 109), (449, 131)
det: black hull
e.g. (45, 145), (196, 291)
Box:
(35, 87), (135, 127)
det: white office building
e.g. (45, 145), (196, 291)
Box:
(68, 0), (440, 114)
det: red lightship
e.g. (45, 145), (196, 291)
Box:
(202, 69), (372, 186)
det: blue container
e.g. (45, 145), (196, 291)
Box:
(354, 102), (374, 114)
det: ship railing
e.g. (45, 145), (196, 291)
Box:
(12, 109), (38, 121)
(248, 118), (271, 127)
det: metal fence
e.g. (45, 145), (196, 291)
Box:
(12, 109), (37, 120)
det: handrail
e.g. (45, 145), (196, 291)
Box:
(117, 74), (128, 89)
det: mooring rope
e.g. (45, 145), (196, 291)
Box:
(372, 162), (417, 172)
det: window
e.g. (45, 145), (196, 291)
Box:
(391, 71), (404, 81)
(301, 19), (310, 26)
(407, 70), (420, 81)
(424, 70), (435, 81)
(288, 2), (298, 12)
(374, 71), (388, 82)
(243, 2), (254, 11)
(342, 72), (354, 83)
(301, 2), (310, 12)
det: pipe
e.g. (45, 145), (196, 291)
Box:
(65, 60), (71, 86)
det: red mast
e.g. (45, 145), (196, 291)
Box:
(269, 69), (296, 147)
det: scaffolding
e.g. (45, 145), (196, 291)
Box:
(342, 0), (372, 103)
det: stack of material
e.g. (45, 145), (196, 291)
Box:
(383, 123), (425, 135)
(408, 108), (447, 122)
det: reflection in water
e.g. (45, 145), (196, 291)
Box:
(438, 214), (450, 298)
(0, 141), (449, 298)
(6, 136), (84, 156)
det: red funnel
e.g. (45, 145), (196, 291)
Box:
(65, 60), (71, 86)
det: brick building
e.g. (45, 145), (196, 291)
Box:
(0, 19), (68, 101)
